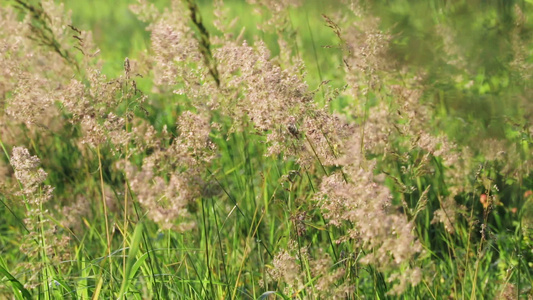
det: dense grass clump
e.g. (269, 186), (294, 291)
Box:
(1, 0), (533, 299)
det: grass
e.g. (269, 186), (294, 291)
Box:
(1, 0), (533, 299)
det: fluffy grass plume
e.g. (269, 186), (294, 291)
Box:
(1, 0), (533, 299)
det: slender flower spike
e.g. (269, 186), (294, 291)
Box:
(11, 147), (48, 196)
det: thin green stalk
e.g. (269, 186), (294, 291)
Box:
(202, 198), (216, 299)
(304, 135), (328, 176)
(211, 198), (232, 299)
(96, 145), (113, 292)
(232, 203), (265, 300)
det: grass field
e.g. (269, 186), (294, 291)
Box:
(1, 0), (533, 299)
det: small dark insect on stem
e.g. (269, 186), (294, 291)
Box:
(288, 123), (300, 139)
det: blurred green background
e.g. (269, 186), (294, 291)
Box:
(2, 0), (533, 298)
(58, 0), (533, 149)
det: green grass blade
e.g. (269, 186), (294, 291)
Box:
(117, 222), (144, 300)
(0, 265), (33, 300)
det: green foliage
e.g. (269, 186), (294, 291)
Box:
(1, 0), (533, 299)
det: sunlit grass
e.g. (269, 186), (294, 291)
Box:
(1, 0), (533, 299)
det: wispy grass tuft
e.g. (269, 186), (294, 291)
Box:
(1, 0), (533, 299)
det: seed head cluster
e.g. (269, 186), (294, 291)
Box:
(1, 0), (531, 298)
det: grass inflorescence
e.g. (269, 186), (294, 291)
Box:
(1, 0), (533, 299)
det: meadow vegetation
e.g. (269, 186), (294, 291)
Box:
(1, 0), (533, 298)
